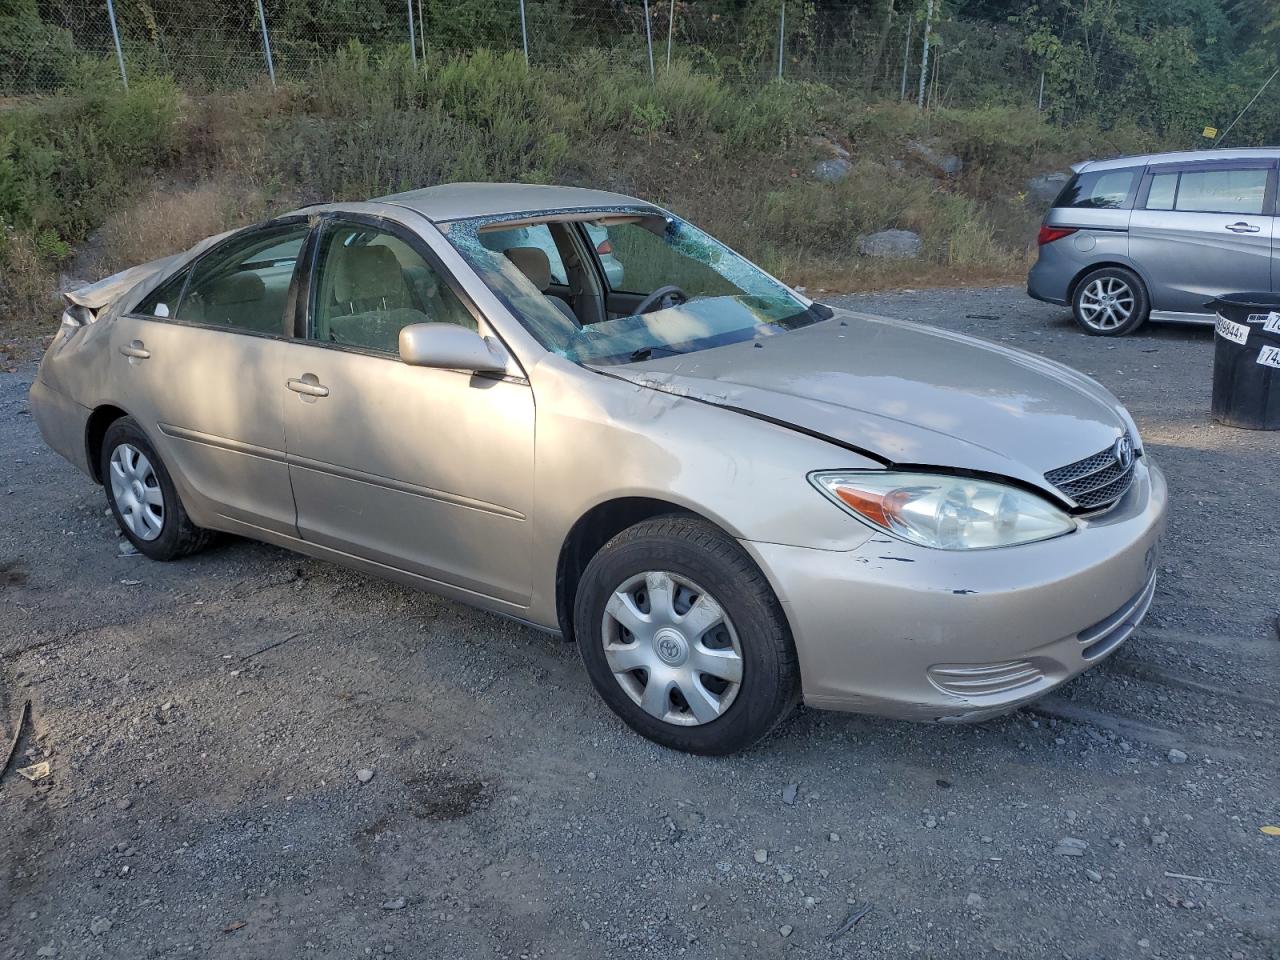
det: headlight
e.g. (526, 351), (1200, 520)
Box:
(810, 471), (1076, 550)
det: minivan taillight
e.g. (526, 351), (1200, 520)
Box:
(596, 238), (613, 255)
(1038, 225), (1078, 246)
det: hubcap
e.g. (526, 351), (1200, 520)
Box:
(108, 443), (164, 541)
(601, 571), (744, 727)
(1079, 277), (1135, 331)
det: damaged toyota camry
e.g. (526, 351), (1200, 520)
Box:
(31, 183), (1166, 754)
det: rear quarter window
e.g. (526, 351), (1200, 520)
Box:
(1054, 168), (1141, 210)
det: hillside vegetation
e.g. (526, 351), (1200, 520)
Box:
(0, 44), (1175, 342)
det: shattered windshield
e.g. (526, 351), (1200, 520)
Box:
(445, 209), (824, 365)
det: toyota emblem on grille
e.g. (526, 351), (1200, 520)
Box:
(1114, 434), (1135, 470)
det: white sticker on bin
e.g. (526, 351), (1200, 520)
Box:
(1264, 312), (1280, 334)
(1258, 345), (1280, 369)
(1216, 316), (1250, 345)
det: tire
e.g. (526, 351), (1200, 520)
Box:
(1071, 266), (1149, 337)
(100, 416), (214, 562)
(573, 514), (800, 755)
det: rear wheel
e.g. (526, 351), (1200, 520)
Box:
(1071, 266), (1149, 336)
(573, 515), (799, 755)
(101, 417), (214, 561)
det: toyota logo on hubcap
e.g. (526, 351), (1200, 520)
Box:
(653, 628), (688, 666)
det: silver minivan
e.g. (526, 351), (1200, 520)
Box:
(1028, 148), (1278, 335)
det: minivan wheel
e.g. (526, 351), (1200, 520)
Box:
(101, 417), (214, 561)
(1071, 267), (1149, 336)
(573, 515), (800, 755)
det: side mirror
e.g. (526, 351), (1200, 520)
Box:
(398, 323), (510, 373)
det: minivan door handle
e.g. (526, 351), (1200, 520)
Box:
(1225, 221), (1261, 233)
(287, 375), (329, 399)
(118, 340), (151, 359)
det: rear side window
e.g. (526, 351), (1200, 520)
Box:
(1144, 166), (1270, 215)
(1055, 168), (1140, 209)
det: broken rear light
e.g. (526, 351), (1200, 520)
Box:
(1037, 225), (1078, 246)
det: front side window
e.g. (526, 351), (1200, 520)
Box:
(448, 211), (823, 366)
(310, 221), (476, 354)
(1055, 168), (1140, 210)
(175, 224), (308, 334)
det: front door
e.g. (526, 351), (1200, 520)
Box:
(279, 216), (535, 603)
(1129, 160), (1275, 315)
(110, 221), (310, 535)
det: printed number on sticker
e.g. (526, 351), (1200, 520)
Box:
(1265, 312), (1280, 334)
(1257, 345), (1280, 369)
(1216, 316), (1249, 345)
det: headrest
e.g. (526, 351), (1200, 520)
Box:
(332, 245), (404, 304)
(206, 271), (265, 305)
(504, 247), (552, 291)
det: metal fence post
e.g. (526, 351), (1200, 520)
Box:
(900, 20), (911, 100)
(643, 0), (655, 82)
(777, 0), (785, 80)
(519, 0), (529, 65)
(666, 0), (675, 70)
(1037, 70), (1044, 111)
(418, 0), (426, 62)
(407, 0), (417, 66)
(105, 0), (128, 89)
(255, 0), (276, 89)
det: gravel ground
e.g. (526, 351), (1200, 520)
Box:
(2, 286), (1278, 960)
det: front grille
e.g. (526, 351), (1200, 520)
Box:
(1045, 436), (1137, 510)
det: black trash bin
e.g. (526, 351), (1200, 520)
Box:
(1207, 292), (1280, 430)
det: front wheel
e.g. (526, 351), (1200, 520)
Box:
(1071, 267), (1149, 336)
(573, 515), (800, 755)
(101, 417), (214, 561)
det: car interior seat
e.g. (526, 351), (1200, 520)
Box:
(504, 247), (580, 326)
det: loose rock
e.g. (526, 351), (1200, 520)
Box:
(1054, 837), (1088, 856)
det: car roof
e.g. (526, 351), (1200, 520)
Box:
(1075, 147), (1280, 173)
(370, 182), (655, 223)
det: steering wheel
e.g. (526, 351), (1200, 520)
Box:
(634, 285), (689, 315)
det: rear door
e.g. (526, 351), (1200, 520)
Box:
(110, 221), (309, 535)
(1129, 159), (1275, 314)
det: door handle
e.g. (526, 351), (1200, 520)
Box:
(118, 341), (151, 359)
(1225, 221), (1260, 233)
(287, 376), (329, 398)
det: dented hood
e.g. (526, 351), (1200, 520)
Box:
(607, 311), (1133, 497)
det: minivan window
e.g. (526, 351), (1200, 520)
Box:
(1174, 167), (1268, 215)
(1055, 168), (1139, 209)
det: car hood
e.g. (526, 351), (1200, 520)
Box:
(605, 310), (1134, 500)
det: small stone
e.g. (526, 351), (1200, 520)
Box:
(160, 702), (172, 712)
(803, 896), (816, 908)
(965, 893), (984, 908)
(586, 771), (596, 781)
(1053, 837), (1088, 856)
(924, 817), (937, 829)
(1167, 748), (1188, 764)
(779, 925), (793, 938)
(36, 948), (57, 958)
(753, 849), (768, 864)
(1137, 939), (1150, 949)
(1151, 831), (1168, 846)
(1085, 869), (1103, 883)
(90, 918), (112, 935)
(381, 897), (407, 911)
(356, 768), (375, 784)
(117, 541), (139, 557)
(781, 783), (798, 805)
(829, 832), (840, 842)
(115, 797), (132, 810)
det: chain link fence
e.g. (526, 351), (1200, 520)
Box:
(7, 1), (1045, 109)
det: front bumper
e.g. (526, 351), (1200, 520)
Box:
(745, 461), (1167, 721)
